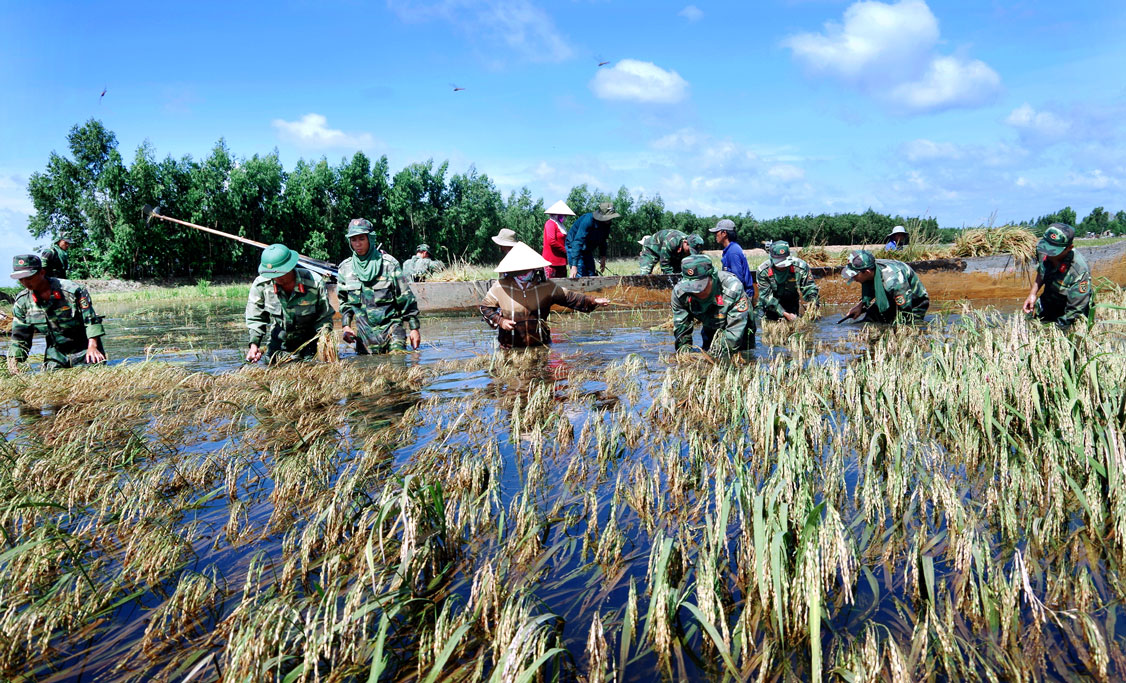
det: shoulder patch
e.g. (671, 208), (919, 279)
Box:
(1078, 280), (1089, 294)
(895, 294), (906, 306)
(735, 296), (748, 312)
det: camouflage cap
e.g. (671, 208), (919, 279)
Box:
(686, 234), (704, 250)
(769, 241), (793, 267)
(346, 218), (375, 237)
(1037, 222), (1074, 257)
(848, 250), (877, 271)
(10, 254), (42, 279)
(416, 243), (431, 253)
(678, 254), (716, 294)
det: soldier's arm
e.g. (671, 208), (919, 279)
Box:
(74, 286), (106, 339)
(1056, 273), (1093, 329)
(638, 248), (658, 274)
(757, 276), (787, 317)
(658, 248), (676, 275)
(798, 265), (820, 302)
(672, 294), (694, 351)
(313, 280), (335, 333)
(714, 291), (751, 357)
(7, 299), (33, 362)
(392, 265), (421, 331)
(245, 283), (270, 346)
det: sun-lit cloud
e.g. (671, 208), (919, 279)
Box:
(784, 0), (1001, 113)
(1005, 104), (1072, 140)
(678, 5), (703, 22)
(271, 114), (378, 150)
(388, 0), (572, 63)
(589, 59), (690, 104)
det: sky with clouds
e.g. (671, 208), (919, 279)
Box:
(1, 0), (1125, 269)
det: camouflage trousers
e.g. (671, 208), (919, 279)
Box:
(354, 317), (407, 354)
(42, 336), (105, 370)
(265, 325), (320, 364)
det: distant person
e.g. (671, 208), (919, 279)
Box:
(672, 255), (754, 357)
(884, 225), (909, 251)
(567, 202), (619, 277)
(1022, 223), (1091, 330)
(638, 229), (696, 274)
(479, 242), (609, 348)
(245, 244), (335, 364)
(841, 250), (929, 323)
(41, 236), (72, 279)
(709, 219), (754, 295)
(493, 228), (519, 256)
(542, 200), (574, 278)
(337, 218), (421, 354)
(755, 241), (819, 322)
(7, 253), (106, 371)
(402, 243), (445, 282)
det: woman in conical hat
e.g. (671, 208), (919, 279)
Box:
(542, 200), (574, 279)
(479, 242), (609, 348)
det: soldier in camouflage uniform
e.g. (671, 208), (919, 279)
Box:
(245, 244), (335, 364)
(842, 250), (929, 323)
(755, 241), (819, 321)
(639, 229), (697, 274)
(672, 254), (755, 357)
(41, 237), (72, 279)
(7, 253), (106, 371)
(402, 244), (445, 282)
(337, 218), (421, 353)
(1022, 223), (1092, 330)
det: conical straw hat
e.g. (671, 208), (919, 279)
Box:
(544, 200), (575, 216)
(495, 241), (552, 273)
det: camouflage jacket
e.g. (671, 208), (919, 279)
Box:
(672, 271), (754, 357)
(754, 257), (819, 317)
(402, 255), (445, 282)
(639, 229), (693, 274)
(9, 278), (105, 365)
(245, 267), (334, 347)
(861, 260), (929, 322)
(337, 254), (420, 332)
(41, 244), (69, 279)
(1037, 250), (1092, 329)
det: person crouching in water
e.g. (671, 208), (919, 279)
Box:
(841, 250), (929, 323)
(672, 254), (755, 358)
(479, 242), (610, 348)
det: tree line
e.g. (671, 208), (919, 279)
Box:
(24, 120), (1126, 279)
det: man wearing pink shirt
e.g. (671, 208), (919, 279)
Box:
(541, 200), (573, 278)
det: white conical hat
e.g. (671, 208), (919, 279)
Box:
(495, 241), (552, 273)
(544, 200), (575, 216)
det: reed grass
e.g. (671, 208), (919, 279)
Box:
(1, 285), (1126, 679)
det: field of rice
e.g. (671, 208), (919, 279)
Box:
(1, 283), (1126, 681)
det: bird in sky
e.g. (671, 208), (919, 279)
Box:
(99, 86), (107, 102)
(450, 83), (465, 92)
(597, 60), (611, 67)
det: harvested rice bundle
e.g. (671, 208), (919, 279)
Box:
(952, 226), (1037, 265)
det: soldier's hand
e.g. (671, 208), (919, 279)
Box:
(1022, 294), (1037, 315)
(783, 312), (798, 322)
(246, 343), (263, 363)
(407, 329), (421, 350)
(594, 298), (610, 306)
(85, 339), (106, 365)
(845, 303), (864, 319)
(342, 326), (356, 344)
(498, 318), (517, 331)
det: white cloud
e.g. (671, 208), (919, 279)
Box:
(784, 0), (1001, 113)
(271, 114), (377, 150)
(0, 174), (34, 214)
(589, 59), (689, 104)
(678, 5), (703, 22)
(1005, 104), (1071, 139)
(902, 139), (964, 162)
(388, 0), (572, 63)
(768, 164), (806, 182)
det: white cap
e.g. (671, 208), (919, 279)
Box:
(491, 228), (519, 246)
(545, 200), (575, 217)
(495, 241), (552, 273)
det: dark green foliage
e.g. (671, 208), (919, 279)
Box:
(29, 121), (1107, 279)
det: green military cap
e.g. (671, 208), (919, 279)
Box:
(847, 250), (877, 271)
(679, 254), (716, 294)
(1037, 222), (1074, 257)
(10, 253), (42, 279)
(258, 243), (300, 278)
(769, 241), (794, 267)
(346, 218), (375, 237)
(416, 243), (430, 253)
(593, 202), (620, 221)
(686, 234), (704, 250)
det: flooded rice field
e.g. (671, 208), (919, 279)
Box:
(3, 268), (1126, 681)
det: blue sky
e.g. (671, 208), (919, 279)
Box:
(1, 0), (1125, 271)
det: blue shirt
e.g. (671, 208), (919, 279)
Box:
(721, 242), (755, 294)
(565, 212), (609, 265)
(885, 241), (899, 251)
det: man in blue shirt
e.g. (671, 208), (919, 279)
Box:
(709, 219), (755, 298)
(566, 202), (619, 277)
